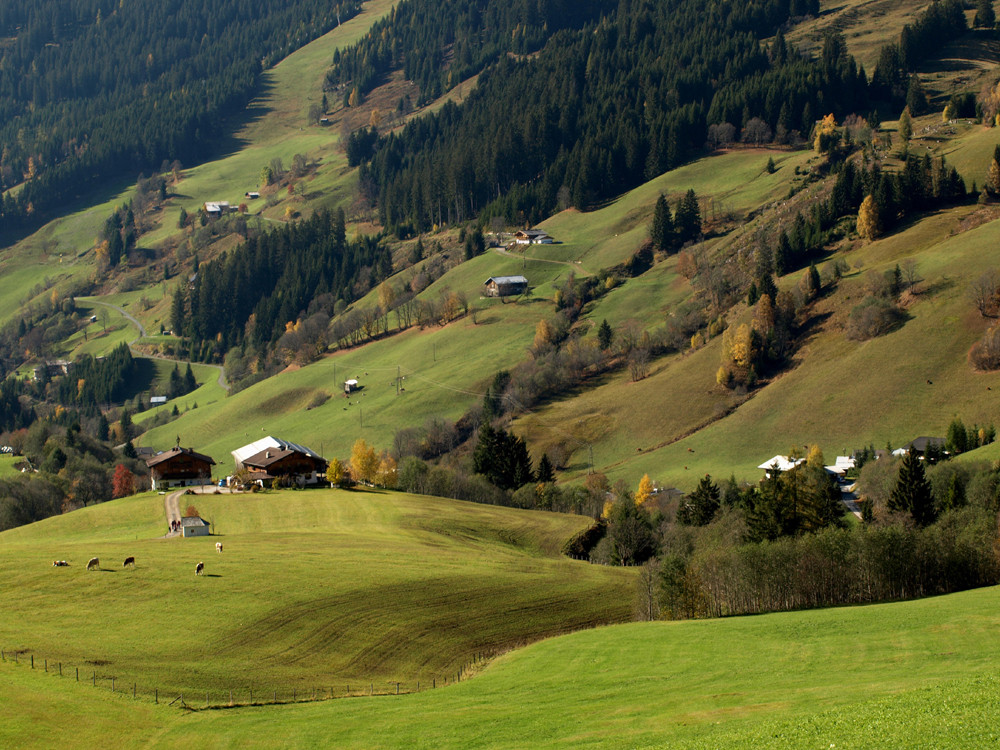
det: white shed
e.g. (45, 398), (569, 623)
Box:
(180, 516), (211, 538)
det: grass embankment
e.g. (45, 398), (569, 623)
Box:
(4, 579), (1000, 748)
(0, 489), (631, 697)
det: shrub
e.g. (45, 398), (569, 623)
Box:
(845, 296), (904, 340)
(969, 324), (1000, 370)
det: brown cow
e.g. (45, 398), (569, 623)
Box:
(195, 561), (204, 576)
(123, 556), (135, 568)
(86, 557), (100, 571)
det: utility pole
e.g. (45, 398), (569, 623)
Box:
(396, 365), (400, 396)
(360, 406), (363, 429)
(589, 445), (594, 474)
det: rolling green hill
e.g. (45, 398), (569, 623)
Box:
(4, 569), (1000, 748)
(0, 489), (632, 695)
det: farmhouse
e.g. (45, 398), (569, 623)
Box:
(180, 516), (211, 537)
(232, 436), (327, 487)
(894, 436), (947, 457)
(204, 201), (231, 217)
(513, 229), (553, 245)
(32, 360), (73, 381)
(146, 446), (216, 490)
(484, 275), (528, 298)
(757, 455), (805, 477)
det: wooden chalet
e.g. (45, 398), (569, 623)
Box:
(232, 436), (327, 487)
(483, 275), (528, 298)
(146, 447), (216, 490)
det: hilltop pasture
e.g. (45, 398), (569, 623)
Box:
(0, 489), (631, 696)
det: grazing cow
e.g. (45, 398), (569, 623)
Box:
(123, 556), (135, 568)
(52, 560), (69, 567)
(215, 542), (223, 553)
(195, 561), (204, 576)
(86, 557), (100, 571)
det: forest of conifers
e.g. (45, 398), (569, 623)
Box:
(334, 0), (967, 233)
(0, 0), (361, 234)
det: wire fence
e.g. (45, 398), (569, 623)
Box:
(0, 647), (493, 710)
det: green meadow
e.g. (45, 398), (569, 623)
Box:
(4, 552), (1000, 748)
(0, 489), (632, 698)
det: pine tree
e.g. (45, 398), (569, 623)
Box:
(677, 475), (720, 526)
(888, 451), (936, 526)
(674, 189), (701, 243)
(974, 0), (996, 28)
(650, 194), (673, 252)
(184, 363), (197, 393)
(536, 453), (555, 483)
(597, 319), (614, 350)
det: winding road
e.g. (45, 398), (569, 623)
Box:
(83, 298), (229, 392)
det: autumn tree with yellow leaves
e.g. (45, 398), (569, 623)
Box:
(856, 194), (881, 241)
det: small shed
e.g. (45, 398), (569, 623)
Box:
(180, 516), (211, 538)
(484, 275), (528, 298)
(244, 191), (260, 199)
(344, 378), (359, 394)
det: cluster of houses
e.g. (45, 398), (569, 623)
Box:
(758, 436), (948, 480)
(145, 435), (328, 491)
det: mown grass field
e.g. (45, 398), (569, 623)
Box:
(0, 489), (632, 699)
(4, 575), (1000, 748)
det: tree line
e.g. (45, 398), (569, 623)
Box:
(171, 208), (393, 363)
(0, 0), (361, 235)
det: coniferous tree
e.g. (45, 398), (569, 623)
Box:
(674, 189), (702, 244)
(597, 319), (614, 350)
(650, 194), (674, 252)
(677, 474), (720, 526)
(975, 0), (996, 29)
(536, 453), (555, 483)
(888, 451), (936, 526)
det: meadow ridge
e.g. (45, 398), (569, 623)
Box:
(3, 569), (1000, 749)
(0, 489), (633, 695)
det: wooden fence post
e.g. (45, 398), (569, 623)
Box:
(112, 677), (115, 693)
(206, 692), (209, 708)
(292, 689), (296, 702)
(229, 689), (233, 706)
(59, 662), (62, 676)
(155, 689), (158, 704)
(249, 688), (253, 704)
(93, 671), (96, 686)
(44, 658), (47, 672)
(76, 667), (79, 681)
(273, 690), (276, 703)
(133, 683), (136, 699)
(396, 682), (399, 695)
(30, 655), (33, 669)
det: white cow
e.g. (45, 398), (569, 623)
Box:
(215, 542), (223, 553)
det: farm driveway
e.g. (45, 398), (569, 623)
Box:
(163, 490), (182, 537)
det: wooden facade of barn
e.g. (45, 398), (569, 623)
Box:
(146, 447), (216, 490)
(483, 275), (528, 298)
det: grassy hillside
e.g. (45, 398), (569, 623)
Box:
(4, 580), (1000, 748)
(0, 489), (632, 695)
